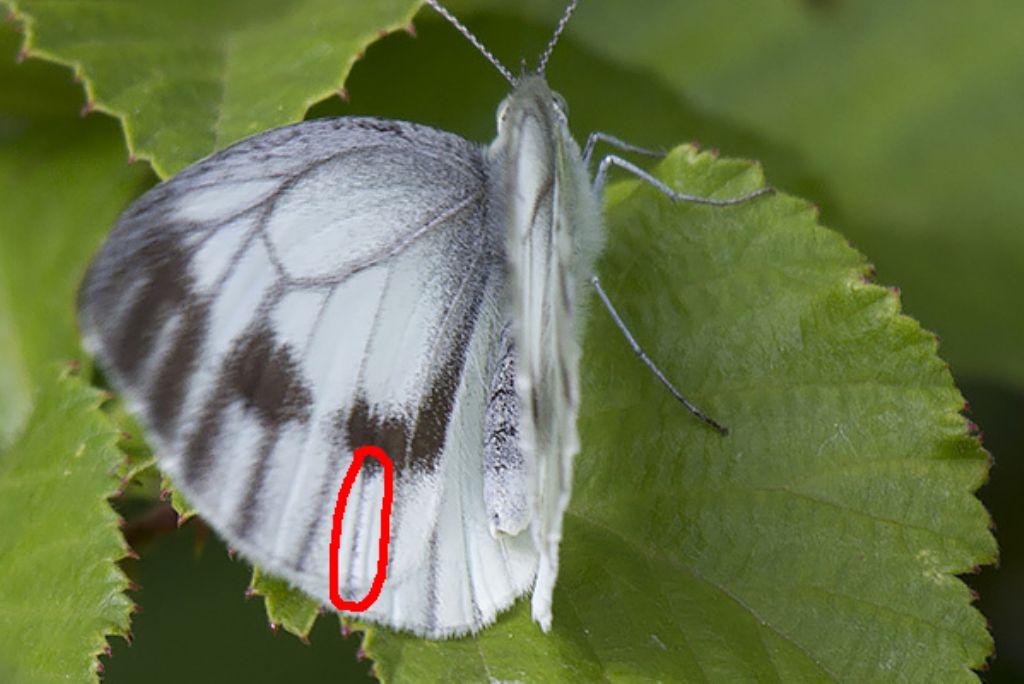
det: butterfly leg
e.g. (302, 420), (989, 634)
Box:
(594, 153), (774, 205)
(483, 323), (531, 537)
(582, 131), (664, 167)
(590, 274), (728, 435)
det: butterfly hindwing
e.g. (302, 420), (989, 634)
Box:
(78, 117), (538, 637)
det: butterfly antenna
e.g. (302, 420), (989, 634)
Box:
(537, 0), (579, 74)
(423, 0), (516, 85)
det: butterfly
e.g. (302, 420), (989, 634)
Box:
(77, 0), (770, 638)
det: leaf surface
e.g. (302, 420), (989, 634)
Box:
(0, 369), (132, 683)
(7, 0), (422, 176)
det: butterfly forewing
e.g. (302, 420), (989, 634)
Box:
(79, 117), (538, 637)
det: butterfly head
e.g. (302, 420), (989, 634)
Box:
(491, 75), (570, 163)
(497, 75), (568, 125)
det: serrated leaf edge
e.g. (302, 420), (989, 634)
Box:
(3, 0), (424, 179)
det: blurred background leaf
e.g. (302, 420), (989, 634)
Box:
(101, 521), (373, 683)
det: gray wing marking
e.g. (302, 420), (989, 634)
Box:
(483, 324), (529, 536)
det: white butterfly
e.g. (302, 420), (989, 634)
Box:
(78, 0), (769, 638)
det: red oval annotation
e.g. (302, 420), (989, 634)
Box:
(328, 445), (394, 612)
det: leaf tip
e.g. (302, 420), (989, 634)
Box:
(337, 87), (350, 102)
(80, 100), (95, 117)
(269, 622), (279, 635)
(403, 22), (417, 37)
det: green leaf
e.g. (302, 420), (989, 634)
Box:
(6, 0), (422, 176)
(103, 402), (157, 485)
(0, 21), (145, 683)
(249, 567), (321, 639)
(365, 148), (995, 682)
(0, 20), (152, 446)
(0, 368), (133, 683)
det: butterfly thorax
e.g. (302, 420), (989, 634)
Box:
(487, 74), (604, 341)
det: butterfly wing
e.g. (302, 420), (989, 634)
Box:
(494, 76), (604, 630)
(78, 117), (537, 637)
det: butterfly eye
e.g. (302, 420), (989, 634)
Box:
(496, 97), (512, 126)
(551, 92), (569, 119)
